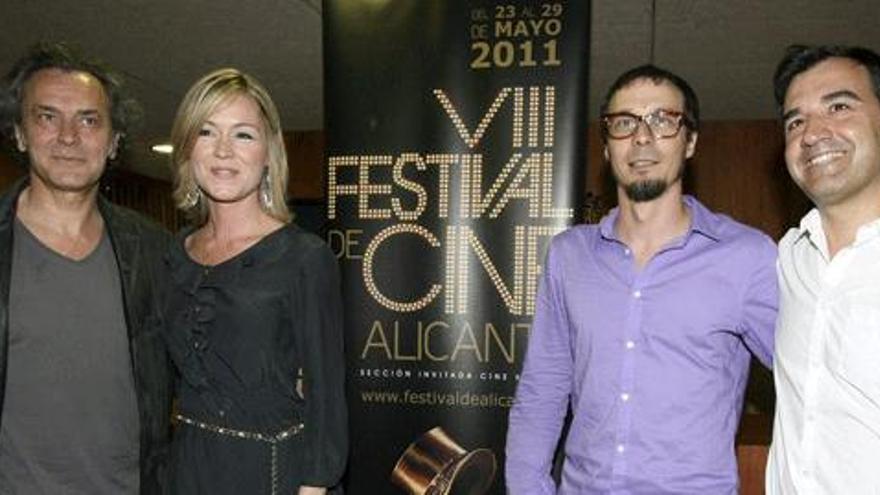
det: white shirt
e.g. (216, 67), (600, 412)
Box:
(767, 209), (880, 495)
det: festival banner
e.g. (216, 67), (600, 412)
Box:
(323, 1), (590, 492)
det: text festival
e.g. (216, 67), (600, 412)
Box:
(328, 86), (573, 364)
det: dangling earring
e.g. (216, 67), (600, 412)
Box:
(183, 186), (202, 209)
(260, 168), (273, 209)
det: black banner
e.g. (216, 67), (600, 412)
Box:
(323, 1), (590, 492)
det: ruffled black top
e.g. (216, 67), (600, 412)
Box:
(163, 223), (347, 493)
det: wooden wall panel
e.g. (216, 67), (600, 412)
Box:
(689, 121), (812, 240)
(737, 445), (770, 495)
(102, 168), (185, 232)
(285, 130), (325, 202)
(736, 412), (773, 494)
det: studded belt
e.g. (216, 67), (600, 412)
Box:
(175, 413), (304, 495)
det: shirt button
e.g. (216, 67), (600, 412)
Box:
(624, 248), (631, 256)
(616, 444), (625, 454)
(621, 393), (630, 402)
(625, 340), (635, 349)
(633, 290), (641, 299)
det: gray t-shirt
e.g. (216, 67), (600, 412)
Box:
(0, 220), (139, 494)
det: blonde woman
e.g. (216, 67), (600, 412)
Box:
(164, 68), (346, 495)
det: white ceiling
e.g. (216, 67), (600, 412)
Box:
(1, 0), (879, 179)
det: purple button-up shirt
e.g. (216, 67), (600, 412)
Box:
(506, 196), (778, 494)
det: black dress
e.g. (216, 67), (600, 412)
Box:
(164, 223), (347, 494)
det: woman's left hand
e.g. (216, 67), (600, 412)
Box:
(297, 486), (327, 495)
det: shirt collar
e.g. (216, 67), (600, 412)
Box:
(790, 208), (824, 258)
(795, 207), (880, 250)
(598, 195), (723, 243)
(796, 208), (822, 240)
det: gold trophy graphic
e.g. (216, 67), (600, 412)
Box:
(391, 426), (497, 495)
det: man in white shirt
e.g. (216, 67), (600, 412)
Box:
(766, 44), (880, 494)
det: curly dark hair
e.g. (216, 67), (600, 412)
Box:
(0, 41), (142, 160)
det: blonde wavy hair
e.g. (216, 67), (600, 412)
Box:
(170, 67), (291, 225)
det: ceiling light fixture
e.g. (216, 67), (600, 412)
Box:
(151, 143), (174, 155)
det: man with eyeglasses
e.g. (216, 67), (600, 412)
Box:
(766, 45), (880, 494)
(505, 65), (778, 494)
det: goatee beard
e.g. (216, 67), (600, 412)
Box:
(624, 179), (668, 202)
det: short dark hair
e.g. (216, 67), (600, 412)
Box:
(600, 64), (700, 140)
(0, 41), (141, 156)
(773, 44), (880, 115)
